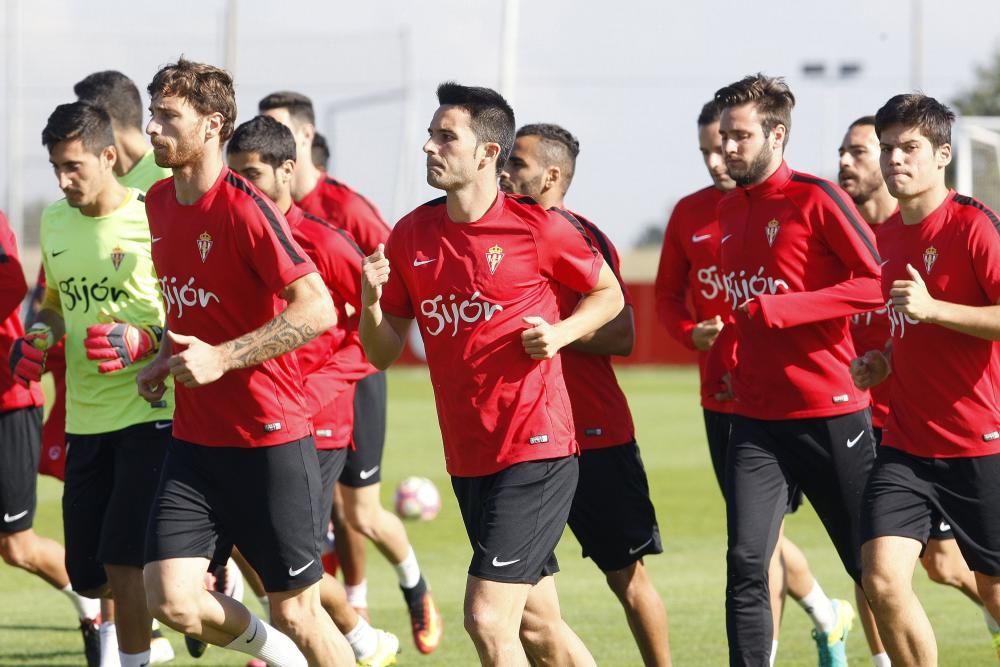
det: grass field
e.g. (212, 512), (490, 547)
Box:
(0, 366), (994, 665)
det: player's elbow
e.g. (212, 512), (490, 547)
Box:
(616, 325), (635, 357)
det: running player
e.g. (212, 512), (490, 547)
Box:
(656, 99), (857, 666)
(2, 208), (101, 666)
(19, 101), (172, 667)
(138, 58), (351, 667)
(360, 81), (622, 666)
(851, 93), (1000, 665)
(713, 74), (884, 666)
(226, 114), (402, 667)
(258, 91), (440, 653)
(499, 122), (671, 666)
(839, 114), (1000, 664)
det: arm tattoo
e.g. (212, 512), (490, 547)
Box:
(223, 312), (317, 370)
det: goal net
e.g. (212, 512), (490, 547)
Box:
(955, 117), (1000, 214)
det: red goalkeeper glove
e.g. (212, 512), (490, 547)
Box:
(8, 323), (53, 385)
(84, 322), (162, 373)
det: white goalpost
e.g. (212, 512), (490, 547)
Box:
(955, 116), (1000, 215)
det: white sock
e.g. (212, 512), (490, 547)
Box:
(769, 639), (778, 667)
(345, 618), (378, 660)
(61, 584), (101, 620)
(983, 604), (1000, 634)
(872, 652), (892, 666)
(394, 547), (422, 589)
(345, 580), (368, 609)
(119, 651), (150, 667)
(796, 581), (837, 632)
(224, 614), (306, 667)
(99, 622), (121, 667)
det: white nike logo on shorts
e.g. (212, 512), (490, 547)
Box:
(492, 556), (520, 567)
(628, 537), (654, 555)
(847, 431), (864, 448)
(3, 510), (28, 523)
(154, 421), (172, 430)
(359, 466), (379, 480)
(413, 258), (436, 267)
(692, 234), (711, 243)
(939, 520), (951, 532)
(288, 560), (314, 577)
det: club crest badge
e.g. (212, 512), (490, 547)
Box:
(110, 246), (124, 271)
(486, 244), (504, 274)
(197, 232), (213, 263)
(923, 246), (938, 274)
(765, 219), (780, 247)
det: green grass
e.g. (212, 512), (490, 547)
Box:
(0, 366), (994, 665)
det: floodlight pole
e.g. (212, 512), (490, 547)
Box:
(5, 0), (23, 240)
(223, 0), (238, 77)
(910, 0), (923, 91)
(499, 0), (520, 106)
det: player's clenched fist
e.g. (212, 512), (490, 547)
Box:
(890, 263), (938, 322)
(8, 323), (53, 386)
(850, 349), (890, 389)
(521, 316), (567, 360)
(361, 243), (390, 308)
(85, 321), (161, 373)
(166, 331), (225, 388)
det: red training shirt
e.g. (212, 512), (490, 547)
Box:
(297, 175), (391, 255)
(656, 185), (736, 412)
(145, 168), (318, 447)
(0, 210), (44, 411)
(380, 192), (604, 477)
(558, 212), (635, 450)
(718, 161), (883, 420)
(878, 192), (1000, 458)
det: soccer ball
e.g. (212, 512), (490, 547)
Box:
(393, 476), (441, 521)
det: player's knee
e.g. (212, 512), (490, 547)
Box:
(147, 593), (202, 634)
(604, 562), (641, 601)
(270, 592), (320, 642)
(920, 551), (960, 587)
(0, 532), (30, 568)
(862, 564), (906, 606)
(344, 506), (380, 539)
(727, 542), (768, 581)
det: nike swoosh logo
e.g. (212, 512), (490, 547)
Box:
(847, 431), (864, 448)
(151, 237), (163, 244)
(154, 421), (172, 430)
(413, 258), (436, 267)
(628, 537), (654, 555)
(939, 521), (951, 532)
(3, 510), (28, 523)
(492, 556), (520, 567)
(52, 249), (68, 257)
(721, 234), (732, 244)
(359, 466), (379, 480)
(692, 234), (711, 243)
(880, 260), (890, 267)
(245, 621), (258, 643)
(288, 560), (314, 577)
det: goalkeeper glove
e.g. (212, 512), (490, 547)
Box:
(84, 321), (162, 373)
(8, 323), (53, 385)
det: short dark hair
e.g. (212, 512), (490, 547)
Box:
(73, 70), (143, 131)
(849, 115), (877, 130)
(874, 94), (955, 148)
(312, 132), (330, 171)
(227, 115), (297, 169)
(714, 73), (796, 145)
(436, 82), (515, 172)
(697, 99), (722, 126)
(147, 58), (237, 141)
(258, 91), (316, 126)
(516, 123), (580, 190)
(42, 101), (115, 154)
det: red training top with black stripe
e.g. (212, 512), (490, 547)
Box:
(145, 168), (318, 447)
(287, 204), (375, 450)
(655, 185), (736, 413)
(558, 211), (635, 450)
(297, 175), (391, 255)
(718, 161), (883, 420)
(878, 192), (1000, 458)
(0, 209), (44, 411)
(380, 191), (604, 477)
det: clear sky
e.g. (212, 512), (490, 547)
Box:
(2, 0), (999, 249)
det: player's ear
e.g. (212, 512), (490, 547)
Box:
(102, 144), (117, 170)
(543, 165), (561, 193)
(204, 112), (224, 141)
(936, 142), (952, 169)
(480, 142), (501, 170)
(280, 159), (295, 183)
(771, 123), (787, 151)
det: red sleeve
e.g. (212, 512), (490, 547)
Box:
(583, 220), (632, 306)
(0, 212), (27, 322)
(969, 213), (1000, 304)
(328, 229), (365, 311)
(232, 194), (317, 294)
(539, 209), (603, 294)
(379, 223), (415, 319)
(343, 191), (391, 254)
(757, 186), (883, 328)
(655, 202), (698, 350)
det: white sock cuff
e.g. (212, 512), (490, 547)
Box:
(395, 548), (421, 589)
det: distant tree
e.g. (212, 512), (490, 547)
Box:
(634, 222), (664, 249)
(953, 48), (1000, 116)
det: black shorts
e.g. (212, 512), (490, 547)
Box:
(872, 427), (953, 541)
(567, 442), (662, 572)
(317, 448), (349, 514)
(861, 446), (1000, 575)
(341, 371), (387, 488)
(727, 409), (876, 583)
(452, 456), (578, 585)
(0, 407), (42, 534)
(145, 436), (325, 592)
(63, 420), (170, 592)
(704, 409), (803, 513)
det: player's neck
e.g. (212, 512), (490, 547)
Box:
(113, 131), (151, 177)
(857, 188), (897, 226)
(172, 149), (225, 205)
(898, 181), (950, 226)
(81, 179), (130, 218)
(534, 188), (563, 211)
(275, 191), (294, 215)
(446, 179), (499, 223)
(292, 161), (322, 201)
